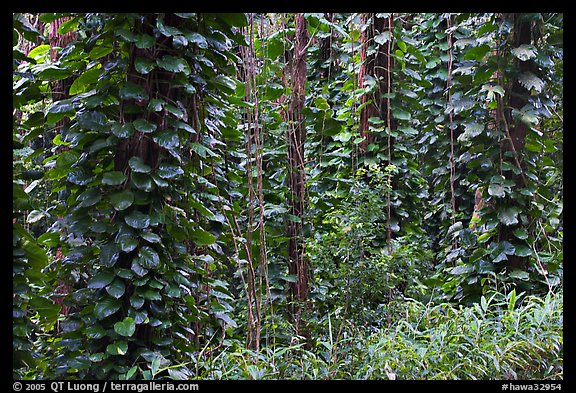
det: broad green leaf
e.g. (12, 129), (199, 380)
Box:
(135, 57), (156, 75)
(130, 294), (145, 309)
(117, 234), (138, 252)
(133, 119), (157, 134)
(463, 44), (491, 61)
(512, 228), (529, 239)
(153, 130), (180, 150)
(106, 341), (128, 356)
(114, 318), (136, 337)
(20, 238), (48, 269)
(100, 243), (120, 267)
(137, 246), (160, 269)
(215, 13), (249, 27)
(85, 324), (107, 339)
(450, 265), (473, 275)
(106, 278), (126, 299)
(488, 183), (505, 198)
(392, 108), (411, 120)
(102, 171), (127, 186)
(38, 65), (73, 81)
(67, 168), (95, 186)
(29, 297), (61, 324)
(497, 207), (520, 226)
(110, 190), (134, 211)
(156, 55), (190, 75)
(215, 312), (238, 328)
(76, 188), (101, 208)
(514, 244), (533, 257)
(511, 44), (537, 61)
(87, 271), (116, 289)
(374, 31), (391, 45)
(111, 122), (134, 139)
(129, 156), (152, 173)
(27, 44), (50, 60)
(69, 67), (103, 96)
(190, 228), (216, 246)
(517, 71), (544, 93)
(141, 232), (161, 243)
(131, 173), (154, 191)
(124, 211), (151, 229)
(89, 44), (113, 60)
(26, 210), (46, 224)
(190, 142), (217, 158)
(213, 75), (237, 92)
(509, 270), (530, 280)
(120, 81), (148, 101)
(142, 289), (162, 301)
(157, 164), (184, 179)
(135, 34), (155, 49)
(94, 297), (122, 319)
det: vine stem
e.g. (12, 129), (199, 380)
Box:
(386, 14), (393, 255)
(447, 14), (458, 250)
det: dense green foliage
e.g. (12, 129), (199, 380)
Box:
(13, 12), (562, 380)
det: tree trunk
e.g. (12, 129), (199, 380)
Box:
(499, 13), (534, 271)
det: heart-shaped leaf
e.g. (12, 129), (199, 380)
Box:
(129, 156), (152, 173)
(99, 244), (120, 267)
(102, 171), (127, 186)
(106, 278), (126, 299)
(87, 271), (116, 289)
(94, 297), (122, 319)
(133, 119), (157, 133)
(110, 190), (134, 211)
(125, 211), (151, 229)
(137, 246), (160, 269)
(106, 341), (128, 356)
(497, 207), (520, 226)
(114, 317), (136, 337)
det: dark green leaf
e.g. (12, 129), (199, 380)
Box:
(131, 173), (155, 192)
(106, 341), (128, 356)
(76, 188), (102, 207)
(102, 171), (127, 186)
(190, 228), (216, 246)
(497, 207), (520, 226)
(125, 211), (151, 229)
(157, 164), (184, 179)
(100, 243), (120, 267)
(114, 317), (136, 337)
(153, 130), (180, 150)
(156, 55), (190, 75)
(509, 269), (530, 280)
(120, 81), (148, 101)
(94, 297), (122, 319)
(133, 119), (157, 134)
(87, 271), (116, 289)
(110, 190), (134, 211)
(129, 156), (152, 173)
(106, 278), (126, 299)
(137, 246), (160, 269)
(135, 34), (155, 49)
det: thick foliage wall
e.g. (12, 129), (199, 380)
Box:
(13, 12), (562, 380)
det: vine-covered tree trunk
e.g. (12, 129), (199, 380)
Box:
(499, 13), (535, 271)
(286, 13), (309, 327)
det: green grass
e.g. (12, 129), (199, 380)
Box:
(194, 290), (563, 380)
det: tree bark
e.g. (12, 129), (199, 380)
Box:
(499, 13), (534, 270)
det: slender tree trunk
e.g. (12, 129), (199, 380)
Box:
(499, 13), (534, 271)
(286, 13), (309, 331)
